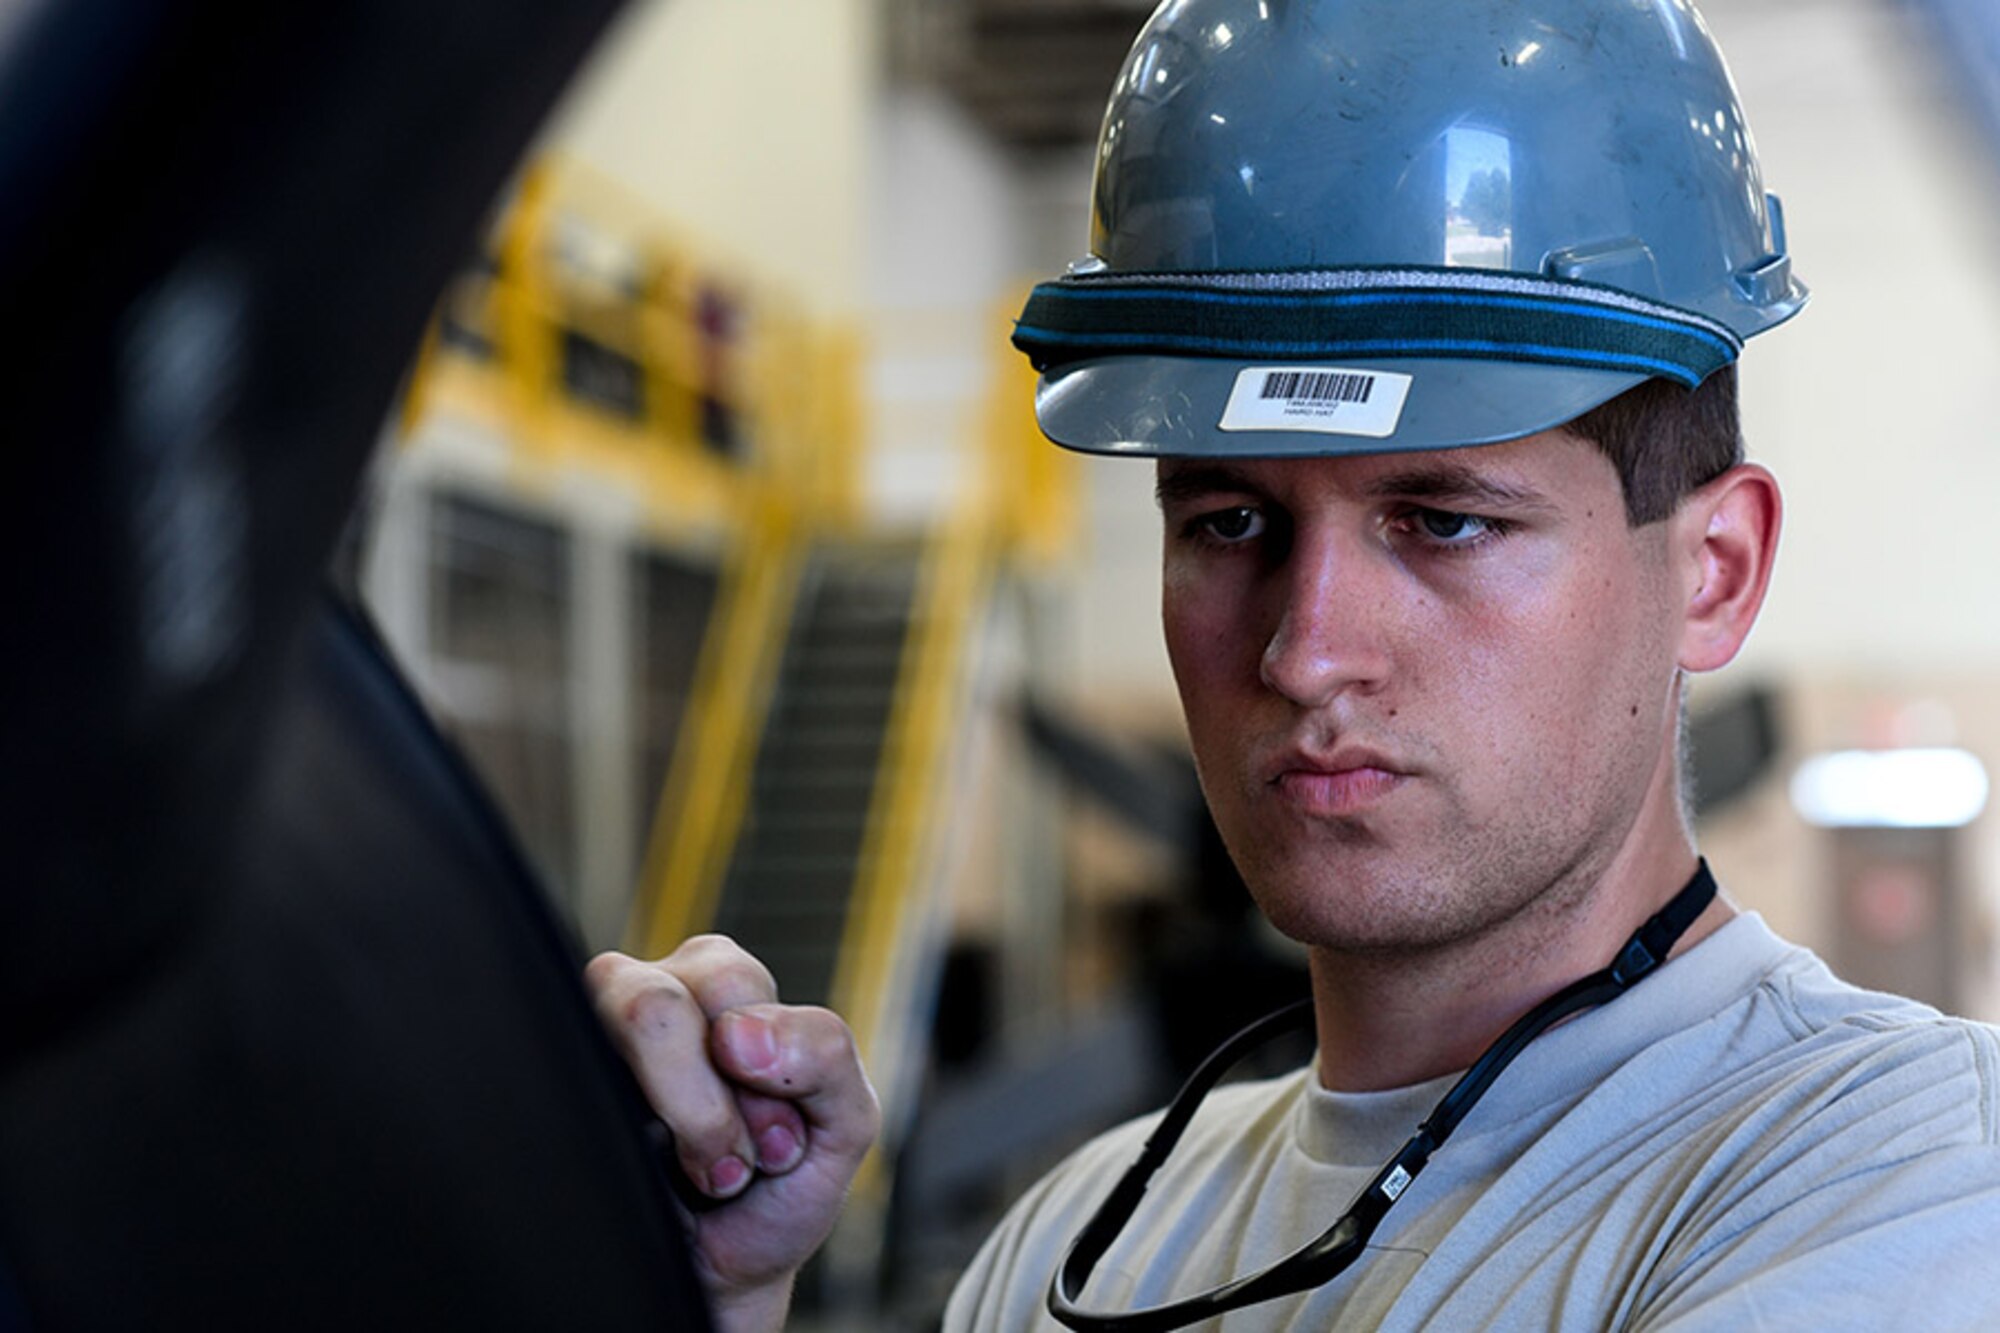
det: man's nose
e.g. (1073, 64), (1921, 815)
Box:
(1258, 530), (1393, 708)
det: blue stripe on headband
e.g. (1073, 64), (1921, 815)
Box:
(1013, 268), (1740, 388)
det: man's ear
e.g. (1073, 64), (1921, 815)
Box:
(1672, 463), (1781, 673)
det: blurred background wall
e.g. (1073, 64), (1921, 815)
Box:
(351, 0), (2000, 1323)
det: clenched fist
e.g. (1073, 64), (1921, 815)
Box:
(586, 935), (881, 1333)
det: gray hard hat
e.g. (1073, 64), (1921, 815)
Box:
(1014, 0), (1807, 457)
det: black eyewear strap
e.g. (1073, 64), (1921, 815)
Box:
(1048, 861), (1718, 1332)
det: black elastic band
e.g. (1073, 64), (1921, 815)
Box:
(1013, 267), (1741, 388)
(1049, 860), (1719, 1332)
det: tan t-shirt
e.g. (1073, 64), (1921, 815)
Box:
(946, 914), (2000, 1331)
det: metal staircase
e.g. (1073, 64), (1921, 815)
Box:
(711, 544), (922, 1005)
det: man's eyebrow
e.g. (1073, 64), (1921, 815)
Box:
(1157, 461), (1555, 511)
(1155, 465), (1265, 509)
(1364, 464), (1552, 510)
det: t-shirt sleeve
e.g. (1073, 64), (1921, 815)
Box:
(943, 1124), (1154, 1333)
(1629, 1143), (2000, 1328)
(941, 1180), (1057, 1333)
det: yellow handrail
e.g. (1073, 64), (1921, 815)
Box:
(628, 490), (808, 956)
(399, 155), (1044, 1081)
(491, 161), (558, 445)
(831, 511), (993, 1070)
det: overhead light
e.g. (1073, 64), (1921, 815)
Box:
(1789, 748), (1990, 829)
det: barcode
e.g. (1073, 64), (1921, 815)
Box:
(1221, 364), (1410, 437)
(1260, 370), (1376, 404)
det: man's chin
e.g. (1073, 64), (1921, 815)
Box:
(1249, 862), (1435, 952)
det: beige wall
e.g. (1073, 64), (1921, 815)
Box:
(1687, 3), (2000, 1011)
(541, 0), (879, 317)
(1708, 0), (2000, 678)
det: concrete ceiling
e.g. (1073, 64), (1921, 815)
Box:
(910, 0), (2000, 161)
(906, 0), (1153, 151)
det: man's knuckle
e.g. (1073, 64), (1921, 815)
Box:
(677, 933), (779, 995)
(582, 950), (633, 992)
(676, 932), (741, 962)
(792, 1005), (861, 1065)
(621, 973), (694, 1032)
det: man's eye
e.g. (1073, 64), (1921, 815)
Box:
(1414, 508), (1494, 544)
(1198, 507), (1266, 542)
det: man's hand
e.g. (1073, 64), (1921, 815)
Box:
(586, 936), (881, 1333)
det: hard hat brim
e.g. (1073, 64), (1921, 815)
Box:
(1034, 354), (1652, 458)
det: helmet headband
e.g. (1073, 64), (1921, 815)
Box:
(1015, 265), (1743, 390)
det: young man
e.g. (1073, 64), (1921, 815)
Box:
(587, 1), (2000, 1328)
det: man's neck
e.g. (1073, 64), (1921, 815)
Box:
(1307, 832), (1734, 1092)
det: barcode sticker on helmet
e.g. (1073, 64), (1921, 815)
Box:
(1219, 366), (1412, 437)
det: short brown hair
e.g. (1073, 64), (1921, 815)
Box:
(1564, 365), (1743, 525)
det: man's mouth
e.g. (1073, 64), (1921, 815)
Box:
(1267, 747), (1409, 816)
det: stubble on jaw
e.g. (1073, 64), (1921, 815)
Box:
(1202, 686), (1671, 976)
(1219, 799), (1610, 966)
